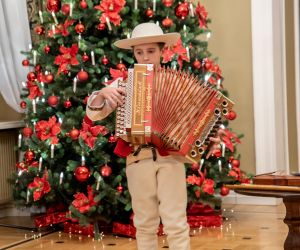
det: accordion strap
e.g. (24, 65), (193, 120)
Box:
(133, 144), (157, 161)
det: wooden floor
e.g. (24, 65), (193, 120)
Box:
(0, 203), (288, 250)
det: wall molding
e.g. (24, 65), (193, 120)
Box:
(0, 121), (25, 130)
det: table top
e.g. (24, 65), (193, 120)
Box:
(234, 188), (300, 198)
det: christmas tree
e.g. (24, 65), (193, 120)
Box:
(11, 0), (253, 239)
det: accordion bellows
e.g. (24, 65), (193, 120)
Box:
(115, 64), (234, 163)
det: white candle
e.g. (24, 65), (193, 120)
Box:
(228, 163), (232, 171)
(70, 3), (73, 17)
(32, 99), (36, 113)
(189, 3), (194, 17)
(45, 71), (49, 75)
(39, 10), (43, 23)
(156, 21), (159, 26)
(105, 77), (108, 83)
(16, 170), (22, 184)
(199, 159), (204, 169)
(186, 47), (190, 60)
(222, 143), (225, 157)
(68, 71), (71, 77)
(33, 122), (36, 133)
(27, 191), (30, 203)
(59, 172), (63, 185)
(183, 25), (186, 37)
(127, 33), (130, 39)
(52, 25), (56, 35)
(18, 134), (22, 147)
(73, 77), (77, 92)
(36, 97), (39, 102)
(217, 79), (221, 90)
(91, 51), (95, 65)
(41, 82), (45, 95)
(81, 156), (85, 165)
(42, 98), (45, 102)
(33, 51), (36, 66)
(106, 17), (112, 31)
(51, 145), (54, 158)
(59, 118), (63, 124)
(134, 0), (138, 9)
(29, 44), (32, 51)
(153, 0), (156, 11)
(78, 34), (81, 47)
(52, 12), (58, 24)
(206, 32), (211, 41)
(204, 74), (210, 83)
(22, 82), (27, 87)
(218, 160), (222, 172)
(39, 157), (42, 172)
(96, 176), (101, 190)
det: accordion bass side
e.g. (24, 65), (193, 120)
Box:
(115, 64), (234, 163)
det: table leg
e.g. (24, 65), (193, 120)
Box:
(283, 197), (300, 250)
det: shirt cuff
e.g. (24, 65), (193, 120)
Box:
(87, 91), (105, 111)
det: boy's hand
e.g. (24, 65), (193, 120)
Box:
(99, 87), (127, 109)
(206, 129), (223, 159)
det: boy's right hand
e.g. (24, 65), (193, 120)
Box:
(99, 87), (127, 109)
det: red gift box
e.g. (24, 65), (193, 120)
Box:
(63, 221), (112, 236)
(113, 222), (164, 238)
(35, 211), (69, 228)
(187, 215), (222, 227)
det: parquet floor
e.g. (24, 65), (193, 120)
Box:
(0, 203), (287, 250)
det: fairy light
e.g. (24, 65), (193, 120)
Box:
(105, 17), (112, 31)
(91, 51), (95, 65)
(32, 99), (36, 113)
(153, 0), (156, 11)
(39, 157), (43, 172)
(33, 51), (37, 66)
(222, 143), (225, 157)
(51, 145), (54, 158)
(206, 32), (211, 41)
(52, 25), (56, 35)
(18, 134), (22, 147)
(218, 160), (222, 172)
(52, 12), (58, 24)
(70, 2), (73, 17)
(39, 10), (43, 23)
(59, 172), (63, 185)
(199, 159), (204, 169)
(73, 77), (77, 92)
(217, 79), (221, 89)
(189, 2), (194, 17)
(96, 176), (101, 190)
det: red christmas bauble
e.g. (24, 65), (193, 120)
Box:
(75, 23), (85, 34)
(44, 45), (51, 54)
(204, 62), (211, 70)
(116, 62), (126, 71)
(45, 74), (54, 84)
(69, 128), (80, 139)
(84, 95), (89, 105)
(102, 56), (109, 65)
(162, 17), (173, 28)
(25, 150), (35, 161)
(175, 3), (189, 19)
(190, 163), (200, 171)
(117, 185), (124, 193)
(98, 23), (106, 30)
(226, 111), (236, 121)
(75, 166), (91, 182)
(189, 43), (193, 49)
(46, 0), (61, 12)
(77, 70), (88, 81)
(82, 54), (89, 62)
(20, 101), (26, 109)
(22, 60), (29, 67)
(146, 8), (153, 18)
(27, 72), (37, 82)
(35, 65), (42, 72)
(213, 149), (221, 158)
(37, 72), (43, 82)
(220, 186), (230, 196)
(231, 159), (240, 168)
(48, 95), (59, 107)
(184, 1), (189, 6)
(228, 156), (234, 163)
(63, 69), (69, 74)
(23, 127), (33, 138)
(212, 65), (219, 72)
(64, 99), (72, 108)
(108, 135), (116, 143)
(193, 60), (201, 69)
(163, 0), (173, 7)
(61, 4), (70, 15)
(101, 165), (112, 177)
(79, 1), (88, 8)
(36, 26), (45, 35)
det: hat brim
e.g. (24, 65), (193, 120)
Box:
(114, 33), (181, 50)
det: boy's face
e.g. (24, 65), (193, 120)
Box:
(133, 43), (164, 65)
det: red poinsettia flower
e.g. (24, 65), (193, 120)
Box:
(26, 81), (43, 100)
(72, 186), (99, 213)
(28, 169), (51, 201)
(105, 68), (128, 85)
(16, 159), (39, 171)
(94, 0), (126, 26)
(79, 116), (107, 149)
(229, 167), (250, 184)
(186, 169), (215, 197)
(48, 19), (76, 37)
(54, 44), (79, 74)
(221, 128), (241, 152)
(195, 1), (208, 29)
(202, 57), (223, 85)
(35, 116), (61, 145)
(162, 39), (190, 68)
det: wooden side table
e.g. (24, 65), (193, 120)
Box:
(234, 189), (300, 250)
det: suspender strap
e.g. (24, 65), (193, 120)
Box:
(133, 144), (157, 161)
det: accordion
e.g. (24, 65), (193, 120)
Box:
(115, 64), (234, 163)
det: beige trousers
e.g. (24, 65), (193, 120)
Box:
(126, 158), (191, 250)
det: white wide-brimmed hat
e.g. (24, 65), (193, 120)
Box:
(114, 23), (180, 50)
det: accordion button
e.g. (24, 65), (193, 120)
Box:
(117, 107), (121, 110)
(210, 130), (217, 133)
(208, 134), (213, 137)
(213, 125), (219, 129)
(117, 120), (120, 123)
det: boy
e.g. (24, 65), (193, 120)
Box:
(86, 23), (221, 250)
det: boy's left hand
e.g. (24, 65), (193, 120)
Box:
(206, 130), (223, 159)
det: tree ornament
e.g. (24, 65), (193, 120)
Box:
(69, 128), (79, 139)
(226, 110), (236, 121)
(63, 69), (69, 74)
(35, 65), (42, 72)
(23, 126), (33, 138)
(117, 184), (124, 193)
(213, 149), (221, 158)
(46, 0), (61, 12)
(20, 101), (26, 109)
(22, 60), (29, 67)
(204, 62), (211, 70)
(48, 95), (59, 107)
(190, 163), (200, 171)
(212, 65), (219, 72)
(116, 61), (126, 71)
(77, 70), (88, 81)
(175, 3), (189, 19)
(79, 0), (88, 9)
(36, 26), (45, 35)
(61, 4), (70, 15)
(25, 150), (35, 161)
(74, 165), (91, 182)
(220, 186), (230, 196)
(193, 60), (201, 69)
(82, 53), (89, 62)
(231, 159), (240, 168)
(163, 0), (173, 7)
(101, 165), (112, 177)
(228, 156), (235, 163)
(64, 99), (72, 108)
(109, 134), (116, 143)
(27, 72), (37, 82)
(45, 74), (54, 84)
(44, 45), (51, 54)
(162, 17), (173, 28)
(75, 22), (85, 34)
(184, 1), (189, 6)
(102, 56), (109, 65)
(146, 8), (153, 18)
(98, 23), (106, 30)
(84, 95), (89, 105)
